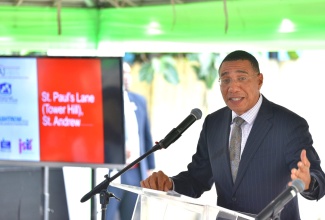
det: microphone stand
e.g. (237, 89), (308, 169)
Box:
(81, 108), (201, 219)
(80, 143), (164, 220)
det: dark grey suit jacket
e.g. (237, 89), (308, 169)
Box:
(172, 96), (325, 220)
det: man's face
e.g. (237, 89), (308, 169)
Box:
(219, 60), (263, 115)
(123, 62), (132, 91)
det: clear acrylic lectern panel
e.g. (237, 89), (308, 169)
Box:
(110, 182), (255, 220)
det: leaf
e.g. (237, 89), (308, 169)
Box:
(151, 57), (161, 73)
(287, 51), (299, 60)
(191, 65), (200, 76)
(162, 62), (179, 85)
(198, 53), (214, 78)
(204, 67), (218, 89)
(139, 62), (154, 83)
(188, 53), (219, 89)
(159, 55), (179, 85)
(186, 53), (199, 61)
(186, 53), (200, 76)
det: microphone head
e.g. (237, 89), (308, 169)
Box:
(191, 108), (202, 120)
(292, 179), (305, 193)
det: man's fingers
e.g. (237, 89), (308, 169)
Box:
(298, 151), (310, 174)
(140, 171), (171, 192)
(290, 150), (312, 190)
(156, 172), (164, 190)
(156, 171), (168, 191)
(301, 149), (310, 168)
(147, 172), (159, 189)
(140, 173), (158, 189)
(157, 171), (173, 191)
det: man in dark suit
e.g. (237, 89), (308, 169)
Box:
(141, 50), (325, 219)
(106, 62), (155, 220)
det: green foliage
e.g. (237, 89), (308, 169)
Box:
(287, 51), (299, 60)
(136, 51), (300, 89)
(138, 54), (179, 85)
(137, 53), (219, 89)
(139, 61), (154, 83)
(159, 55), (179, 85)
(186, 53), (219, 89)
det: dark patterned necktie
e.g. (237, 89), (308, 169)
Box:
(229, 117), (245, 183)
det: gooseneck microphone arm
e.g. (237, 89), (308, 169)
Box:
(80, 108), (202, 203)
(80, 144), (159, 203)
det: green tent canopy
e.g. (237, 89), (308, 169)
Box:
(0, 1), (325, 52)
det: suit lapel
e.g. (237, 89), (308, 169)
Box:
(233, 98), (273, 191)
(223, 113), (235, 185)
(209, 109), (234, 185)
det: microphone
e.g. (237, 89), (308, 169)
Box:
(255, 179), (305, 220)
(157, 108), (202, 149)
(80, 108), (202, 203)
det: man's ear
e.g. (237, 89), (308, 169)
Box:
(258, 73), (264, 87)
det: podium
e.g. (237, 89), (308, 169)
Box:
(109, 182), (255, 220)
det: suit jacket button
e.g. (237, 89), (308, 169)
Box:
(232, 197), (236, 202)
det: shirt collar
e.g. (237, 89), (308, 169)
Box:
(232, 94), (263, 125)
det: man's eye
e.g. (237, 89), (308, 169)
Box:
(238, 76), (247, 82)
(222, 78), (231, 84)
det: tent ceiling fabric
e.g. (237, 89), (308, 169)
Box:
(0, 0), (325, 52)
(0, 0), (217, 8)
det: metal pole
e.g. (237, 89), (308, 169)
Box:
(91, 168), (97, 220)
(42, 166), (50, 220)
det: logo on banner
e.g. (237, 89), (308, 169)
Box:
(0, 139), (11, 152)
(0, 82), (17, 103)
(19, 139), (33, 154)
(0, 82), (11, 95)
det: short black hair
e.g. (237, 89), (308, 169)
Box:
(219, 50), (260, 73)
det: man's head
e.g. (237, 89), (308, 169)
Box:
(123, 62), (132, 91)
(218, 50), (263, 115)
